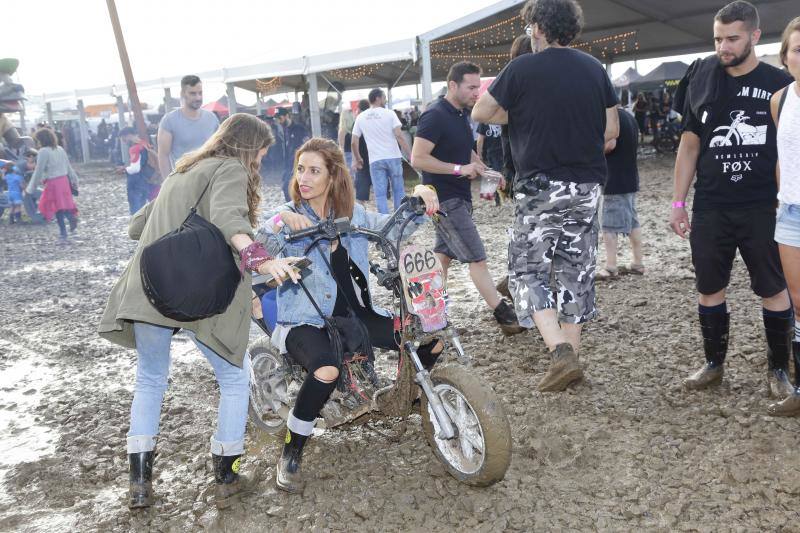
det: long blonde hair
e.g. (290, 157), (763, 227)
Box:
(174, 113), (273, 226)
(289, 137), (355, 219)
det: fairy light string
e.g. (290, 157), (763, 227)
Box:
(430, 14), (639, 71)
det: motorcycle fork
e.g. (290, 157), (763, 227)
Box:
(403, 341), (456, 440)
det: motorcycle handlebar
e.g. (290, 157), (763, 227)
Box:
(286, 217), (353, 242)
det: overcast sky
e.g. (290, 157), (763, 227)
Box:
(7, 0), (782, 112)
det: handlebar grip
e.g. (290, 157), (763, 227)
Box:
(286, 225), (320, 241)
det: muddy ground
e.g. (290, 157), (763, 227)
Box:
(1, 156), (799, 532)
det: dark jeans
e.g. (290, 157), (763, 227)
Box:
(55, 210), (76, 237)
(127, 176), (149, 215)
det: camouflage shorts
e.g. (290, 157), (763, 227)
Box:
(508, 180), (600, 326)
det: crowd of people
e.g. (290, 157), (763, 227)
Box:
(2, 0), (799, 514)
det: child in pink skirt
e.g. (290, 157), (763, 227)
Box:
(27, 128), (78, 242)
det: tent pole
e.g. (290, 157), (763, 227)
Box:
(163, 88), (173, 113)
(308, 73), (321, 137)
(19, 101), (26, 132)
(46, 102), (54, 126)
(226, 83), (238, 115)
(390, 61), (414, 90)
(420, 38), (433, 105)
(255, 92), (263, 116)
(77, 98), (91, 163)
(116, 95), (128, 128)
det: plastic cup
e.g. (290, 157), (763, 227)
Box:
(480, 170), (502, 199)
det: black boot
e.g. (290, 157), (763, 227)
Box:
(769, 341), (800, 416)
(764, 315), (794, 398)
(493, 299), (525, 336)
(212, 454), (248, 509)
(128, 451), (155, 509)
(684, 312), (729, 390)
(276, 430), (309, 494)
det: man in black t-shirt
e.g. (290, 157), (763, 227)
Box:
(669, 1), (793, 397)
(411, 61), (523, 335)
(597, 107), (643, 279)
(477, 123), (504, 173)
(473, 0), (619, 392)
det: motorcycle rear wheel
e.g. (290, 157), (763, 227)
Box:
(420, 364), (511, 486)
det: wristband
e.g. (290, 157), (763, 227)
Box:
(453, 164), (462, 176)
(671, 201), (686, 209)
(239, 242), (272, 275)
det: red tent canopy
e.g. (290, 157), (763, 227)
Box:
(202, 100), (229, 114)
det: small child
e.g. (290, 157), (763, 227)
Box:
(3, 163), (23, 224)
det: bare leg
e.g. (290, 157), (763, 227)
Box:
(603, 231), (618, 270)
(779, 244), (800, 320)
(698, 289), (726, 307)
(468, 260), (501, 309)
(562, 323), (583, 354)
(436, 253), (451, 286)
(763, 288), (791, 312)
(532, 309), (567, 351)
(629, 227), (643, 266)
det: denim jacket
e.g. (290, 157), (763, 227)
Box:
(260, 200), (424, 352)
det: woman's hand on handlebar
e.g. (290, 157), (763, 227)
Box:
(412, 184), (439, 216)
(280, 211), (314, 233)
(257, 257), (303, 285)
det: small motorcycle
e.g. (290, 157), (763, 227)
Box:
(248, 197), (512, 486)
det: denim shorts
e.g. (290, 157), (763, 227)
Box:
(601, 192), (639, 235)
(775, 203), (800, 248)
(433, 197), (487, 263)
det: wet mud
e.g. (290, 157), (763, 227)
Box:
(1, 157), (799, 532)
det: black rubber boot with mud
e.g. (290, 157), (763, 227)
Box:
(493, 299), (525, 336)
(128, 451), (155, 509)
(538, 343), (583, 392)
(276, 430), (309, 494)
(213, 454), (248, 509)
(764, 315), (794, 399)
(684, 312), (729, 390)
(768, 341), (800, 416)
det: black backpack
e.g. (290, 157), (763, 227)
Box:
(140, 165), (242, 322)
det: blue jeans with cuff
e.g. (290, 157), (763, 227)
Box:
(126, 322), (251, 456)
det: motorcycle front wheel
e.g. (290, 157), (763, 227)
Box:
(420, 364), (511, 486)
(247, 336), (291, 434)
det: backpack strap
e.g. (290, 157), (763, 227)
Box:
(778, 86), (789, 120)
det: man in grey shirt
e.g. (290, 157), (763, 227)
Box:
(157, 75), (219, 178)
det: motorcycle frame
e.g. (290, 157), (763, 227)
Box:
(267, 199), (461, 439)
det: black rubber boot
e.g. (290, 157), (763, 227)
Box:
(276, 430), (309, 494)
(212, 454), (248, 509)
(764, 315), (795, 398)
(684, 312), (729, 390)
(493, 299), (525, 336)
(128, 451), (155, 509)
(768, 341), (800, 416)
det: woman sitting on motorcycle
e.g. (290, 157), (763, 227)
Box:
(262, 137), (442, 493)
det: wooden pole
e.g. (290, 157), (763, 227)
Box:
(105, 0), (149, 143)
